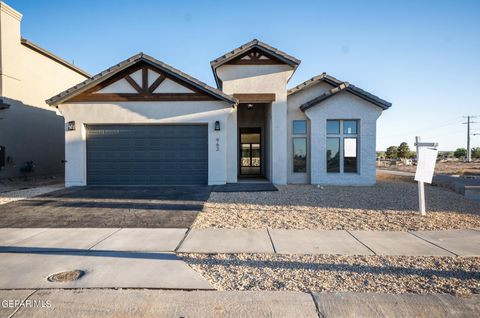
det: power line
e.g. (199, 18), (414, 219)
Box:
(462, 115), (478, 162)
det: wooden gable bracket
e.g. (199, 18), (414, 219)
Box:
(226, 48), (286, 65)
(69, 63), (217, 102)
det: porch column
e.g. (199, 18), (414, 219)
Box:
(270, 95), (288, 184)
(226, 108), (238, 183)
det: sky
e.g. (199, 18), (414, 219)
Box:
(8, 0), (480, 151)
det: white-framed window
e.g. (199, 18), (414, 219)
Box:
(292, 120), (307, 173)
(326, 120), (358, 173)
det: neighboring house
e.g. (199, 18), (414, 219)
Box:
(47, 39), (391, 187)
(0, 2), (89, 178)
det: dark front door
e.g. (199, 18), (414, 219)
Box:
(239, 128), (262, 176)
(86, 124), (208, 186)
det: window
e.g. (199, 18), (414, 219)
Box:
(326, 138), (340, 172)
(327, 120), (340, 134)
(292, 120), (307, 173)
(343, 120), (357, 134)
(293, 120), (307, 134)
(326, 120), (358, 173)
(344, 138), (357, 172)
(293, 138), (307, 172)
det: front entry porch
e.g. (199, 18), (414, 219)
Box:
(236, 103), (270, 181)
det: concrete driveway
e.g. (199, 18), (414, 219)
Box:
(0, 186), (211, 228)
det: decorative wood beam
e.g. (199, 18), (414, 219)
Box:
(226, 48), (286, 65)
(233, 93), (276, 103)
(70, 93), (217, 102)
(142, 67), (148, 92)
(148, 74), (167, 93)
(124, 75), (142, 93)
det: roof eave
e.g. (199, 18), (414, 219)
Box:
(21, 38), (90, 78)
(287, 73), (327, 96)
(46, 54), (143, 106)
(299, 83), (349, 112)
(210, 39), (301, 69)
(47, 53), (238, 107)
(210, 39), (301, 87)
(290, 73), (392, 110)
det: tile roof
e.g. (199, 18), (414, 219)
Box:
(210, 39), (301, 88)
(289, 73), (392, 110)
(299, 82), (349, 111)
(47, 53), (238, 106)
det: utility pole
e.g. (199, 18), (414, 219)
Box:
(462, 116), (477, 162)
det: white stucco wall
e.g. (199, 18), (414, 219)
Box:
(216, 64), (294, 184)
(58, 101), (233, 187)
(286, 84), (333, 184)
(226, 107), (237, 183)
(0, 2), (88, 178)
(301, 90), (382, 185)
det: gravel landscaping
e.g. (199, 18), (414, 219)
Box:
(181, 253), (480, 296)
(193, 180), (480, 231)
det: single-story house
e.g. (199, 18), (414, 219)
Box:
(47, 39), (391, 187)
(0, 2), (89, 178)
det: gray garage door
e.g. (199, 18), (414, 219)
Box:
(86, 125), (208, 186)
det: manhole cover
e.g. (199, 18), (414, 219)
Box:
(47, 270), (85, 282)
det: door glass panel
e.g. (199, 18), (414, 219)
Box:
(241, 133), (260, 143)
(326, 137), (340, 172)
(251, 144), (260, 167)
(239, 131), (261, 175)
(241, 144), (251, 167)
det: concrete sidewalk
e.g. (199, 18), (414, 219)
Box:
(0, 228), (211, 290)
(1, 289), (478, 318)
(2, 227), (479, 256)
(178, 228), (480, 256)
(0, 227), (478, 290)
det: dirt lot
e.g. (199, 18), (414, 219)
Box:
(379, 160), (480, 176)
(193, 178), (480, 231)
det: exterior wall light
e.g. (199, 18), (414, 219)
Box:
(214, 121), (221, 131)
(67, 121), (76, 131)
(247, 103), (254, 110)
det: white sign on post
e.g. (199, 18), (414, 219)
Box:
(414, 136), (438, 216)
(414, 147), (438, 184)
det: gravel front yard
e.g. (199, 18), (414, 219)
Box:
(193, 180), (480, 230)
(182, 253), (480, 296)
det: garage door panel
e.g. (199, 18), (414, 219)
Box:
(86, 125), (208, 185)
